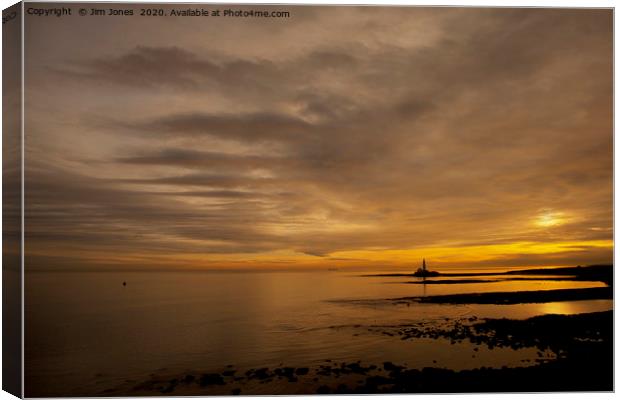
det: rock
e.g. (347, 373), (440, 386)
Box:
(199, 373), (225, 386)
(316, 385), (330, 394)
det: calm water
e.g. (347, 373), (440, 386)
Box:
(25, 269), (611, 396)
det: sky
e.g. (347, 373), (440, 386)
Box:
(22, 5), (613, 271)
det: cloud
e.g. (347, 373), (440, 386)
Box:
(115, 148), (294, 170)
(24, 7), (613, 269)
(124, 112), (318, 143)
(54, 45), (275, 91)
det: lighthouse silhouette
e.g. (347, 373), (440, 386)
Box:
(414, 258), (436, 279)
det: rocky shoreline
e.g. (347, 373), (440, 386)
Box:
(101, 310), (612, 395)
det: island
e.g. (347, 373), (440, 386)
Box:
(412, 259), (440, 278)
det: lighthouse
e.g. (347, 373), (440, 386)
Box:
(413, 258), (438, 278)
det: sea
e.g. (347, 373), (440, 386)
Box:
(24, 267), (612, 396)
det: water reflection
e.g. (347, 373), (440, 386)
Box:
(25, 269), (611, 396)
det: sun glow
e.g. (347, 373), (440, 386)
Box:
(327, 239), (612, 266)
(534, 210), (569, 228)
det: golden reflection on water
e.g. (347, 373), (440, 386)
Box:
(451, 300), (613, 321)
(537, 300), (611, 316)
(540, 302), (574, 315)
